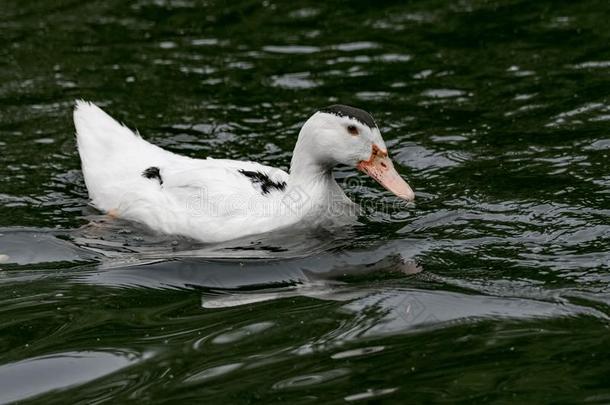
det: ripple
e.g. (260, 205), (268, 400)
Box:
(504, 103), (546, 116)
(263, 45), (320, 54)
(506, 65), (535, 77)
(377, 53), (411, 62)
(395, 144), (466, 170)
(570, 61), (610, 70)
(332, 42), (379, 52)
(546, 102), (609, 127)
(288, 8), (320, 19)
(514, 93), (537, 101)
(584, 139), (610, 151)
(355, 91), (390, 101)
(345, 387), (398, 401)
(0, 229), (96, 265)
(190, 38), (220, 46)
(331, 346), (385, 359)
(179, 65), (216, 75)
(429, 135), (468, 144)
(159, 41), (177, 49)
(184, 363), (243, 383)
(0, 350), (144, 403)
(421, 89), (466, 98)
(270, 72), (319, 89)
(413, 69), (433, 79)
(325, 288), (608, 340)
(273, 368), (350, 389)
(211, 321), (275, 344)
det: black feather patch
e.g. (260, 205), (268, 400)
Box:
(319, 104), (377, 129)
(239, 169), (286, 195)
(142, 166), (163, 185)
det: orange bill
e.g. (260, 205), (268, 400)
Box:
(357, 145), (415, 201)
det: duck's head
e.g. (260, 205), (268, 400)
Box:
(293, 104), (415, 201)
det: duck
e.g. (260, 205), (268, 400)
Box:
(74, 101), (414, 243)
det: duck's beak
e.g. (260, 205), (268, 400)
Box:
(357, 145), (415, 202)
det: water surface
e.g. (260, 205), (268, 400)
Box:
(1, 0), (609, 403)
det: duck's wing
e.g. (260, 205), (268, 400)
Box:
(161, 158), (288, 197)
(155, 159), (290, 216)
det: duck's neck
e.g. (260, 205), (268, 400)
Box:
(289, 132), (330, 179)
(286, 139), (345, 210)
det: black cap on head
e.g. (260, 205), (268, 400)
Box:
(319, 104), (377, 129)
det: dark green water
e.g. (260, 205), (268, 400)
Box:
(1, 0), (609, 403)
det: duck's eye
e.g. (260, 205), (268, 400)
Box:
(347, 125), (359, 135)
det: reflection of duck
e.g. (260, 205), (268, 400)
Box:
(74, 101), (414, 243)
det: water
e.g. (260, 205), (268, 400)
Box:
(1, 0), (609, 403)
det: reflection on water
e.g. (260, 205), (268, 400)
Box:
(1, 0), (610, 402)
(0, 350), (147, 404)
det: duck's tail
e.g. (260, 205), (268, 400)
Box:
(73, 100), (166, 211)
(74, 100), (142, 162)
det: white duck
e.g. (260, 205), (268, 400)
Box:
(74, 101), (414, 243)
